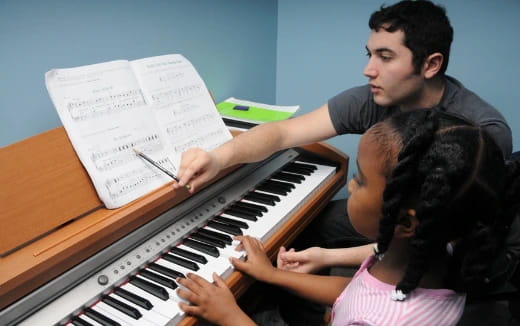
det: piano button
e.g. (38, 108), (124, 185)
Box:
(108, 293), (170, 326)
(102, 295), (142, 319)
(84, 307), (121, 326)
(129, 276), (169, 300)
(236, 200), (269, 213)
(162, 253), (200, 271)
(148, 262), (186, 279)
(71, 316), (94, 326)
(113, 287), (153, 310)
(271, 171), (305, 183)
(183, 238), (220, 257)
(213, 216), (249, 229)
(121, 283), (180, 321)
(170, 247), (207, 264)
(198, 227), (233, 244)
(222, 208), (258, 221)
(139, 269), (178, 289)
(189, 232), (226, 248)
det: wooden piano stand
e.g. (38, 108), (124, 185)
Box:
(0, 126), (348, 325)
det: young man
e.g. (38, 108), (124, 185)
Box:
(175, 1), (513, 324)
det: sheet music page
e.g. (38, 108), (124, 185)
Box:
(45, 55), (231, 209)
(130, 54), (232, 168)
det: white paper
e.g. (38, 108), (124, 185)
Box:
(45, 54), (231, 208)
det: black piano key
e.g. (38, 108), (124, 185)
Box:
(190, 232), (226, 248)
(229, 203), (264, 217)
(198, 228), (233, 244)
(129, 276), (169, 301)
(266, 179), (295, 190)
(162, 253), (200, 271)
(102, 295), (142, 320)
(235, 201), (268, 212)
(84, 307), (121, 326)
(170, 247), (208, 264)
(244, 191), (279, 205)
(207, 220), (243, 236)
(212, 216), (248, 230)
(140, 269), (178, 289)
(257, 182), (288, 196)
(292, 161), (318, 171)
(223, 207), (258, 221)
(271, 171), (305, 183)
(148, 262), (185, 279)
(183, 238), (220, 257)
(71, 316), (94, 326)
(283, 162), (316, 175)
(113, 287), (153, 310)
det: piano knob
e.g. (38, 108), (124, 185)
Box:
(97, 275), (109, 286)
(218, 196), (226, 204)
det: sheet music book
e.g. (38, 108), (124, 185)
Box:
(45, 54), (232, 209)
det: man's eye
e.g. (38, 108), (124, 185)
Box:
(380, 55), (392, 61)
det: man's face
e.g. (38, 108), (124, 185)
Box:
(363, 28), (425, 109)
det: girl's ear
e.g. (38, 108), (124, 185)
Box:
(394, 209), (418, 238)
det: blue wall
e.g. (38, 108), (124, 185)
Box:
(277, 0), (520, 198)
(0, 0), (277, 146)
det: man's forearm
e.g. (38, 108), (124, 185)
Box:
(214, 122), (286, 168)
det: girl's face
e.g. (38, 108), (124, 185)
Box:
(347, 131), (389, 240)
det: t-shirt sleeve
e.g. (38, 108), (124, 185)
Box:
(328, 85), (395, 135)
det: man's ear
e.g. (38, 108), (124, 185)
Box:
(394, 209), (418, 238)
(423, 52), (443, 79)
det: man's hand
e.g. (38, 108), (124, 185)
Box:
(174, 148), (222, 192)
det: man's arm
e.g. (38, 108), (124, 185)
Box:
(176, 104), (337, 191)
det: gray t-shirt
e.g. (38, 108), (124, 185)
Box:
(328, 75), (512, 157)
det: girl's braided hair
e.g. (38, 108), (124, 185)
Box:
(372, 109), (520, 296)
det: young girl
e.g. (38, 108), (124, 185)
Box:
(175, 110), (520, 325)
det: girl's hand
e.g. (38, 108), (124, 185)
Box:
(277, 246), (325, 274)
(230, 236), (276, 282)
(177, 272), (252, 325)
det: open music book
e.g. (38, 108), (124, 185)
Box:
(45, 54), (232, 209)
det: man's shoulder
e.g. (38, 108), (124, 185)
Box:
(442, 75), (502, 117)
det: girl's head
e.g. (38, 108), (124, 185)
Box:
(348, 109), (520, 296)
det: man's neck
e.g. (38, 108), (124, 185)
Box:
(401, 76), (446, 111)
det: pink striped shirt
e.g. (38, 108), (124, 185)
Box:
(331, 256), (466, 326)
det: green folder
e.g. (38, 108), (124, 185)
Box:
(217, 99), (297, 123)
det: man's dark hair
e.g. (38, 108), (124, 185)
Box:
(369, 0), (453, 75)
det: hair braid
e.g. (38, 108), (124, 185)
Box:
(376, 110), (439, 255)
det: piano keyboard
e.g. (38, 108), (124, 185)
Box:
(14, 148), (339, 326)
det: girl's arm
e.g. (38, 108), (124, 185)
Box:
(231, 236), (351, 305)
(277, 244), (374, 273)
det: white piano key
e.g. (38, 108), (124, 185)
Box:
(109, 293), (170, 326)
(120, 283), (181, 321)
(93, 302), (139, 326)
